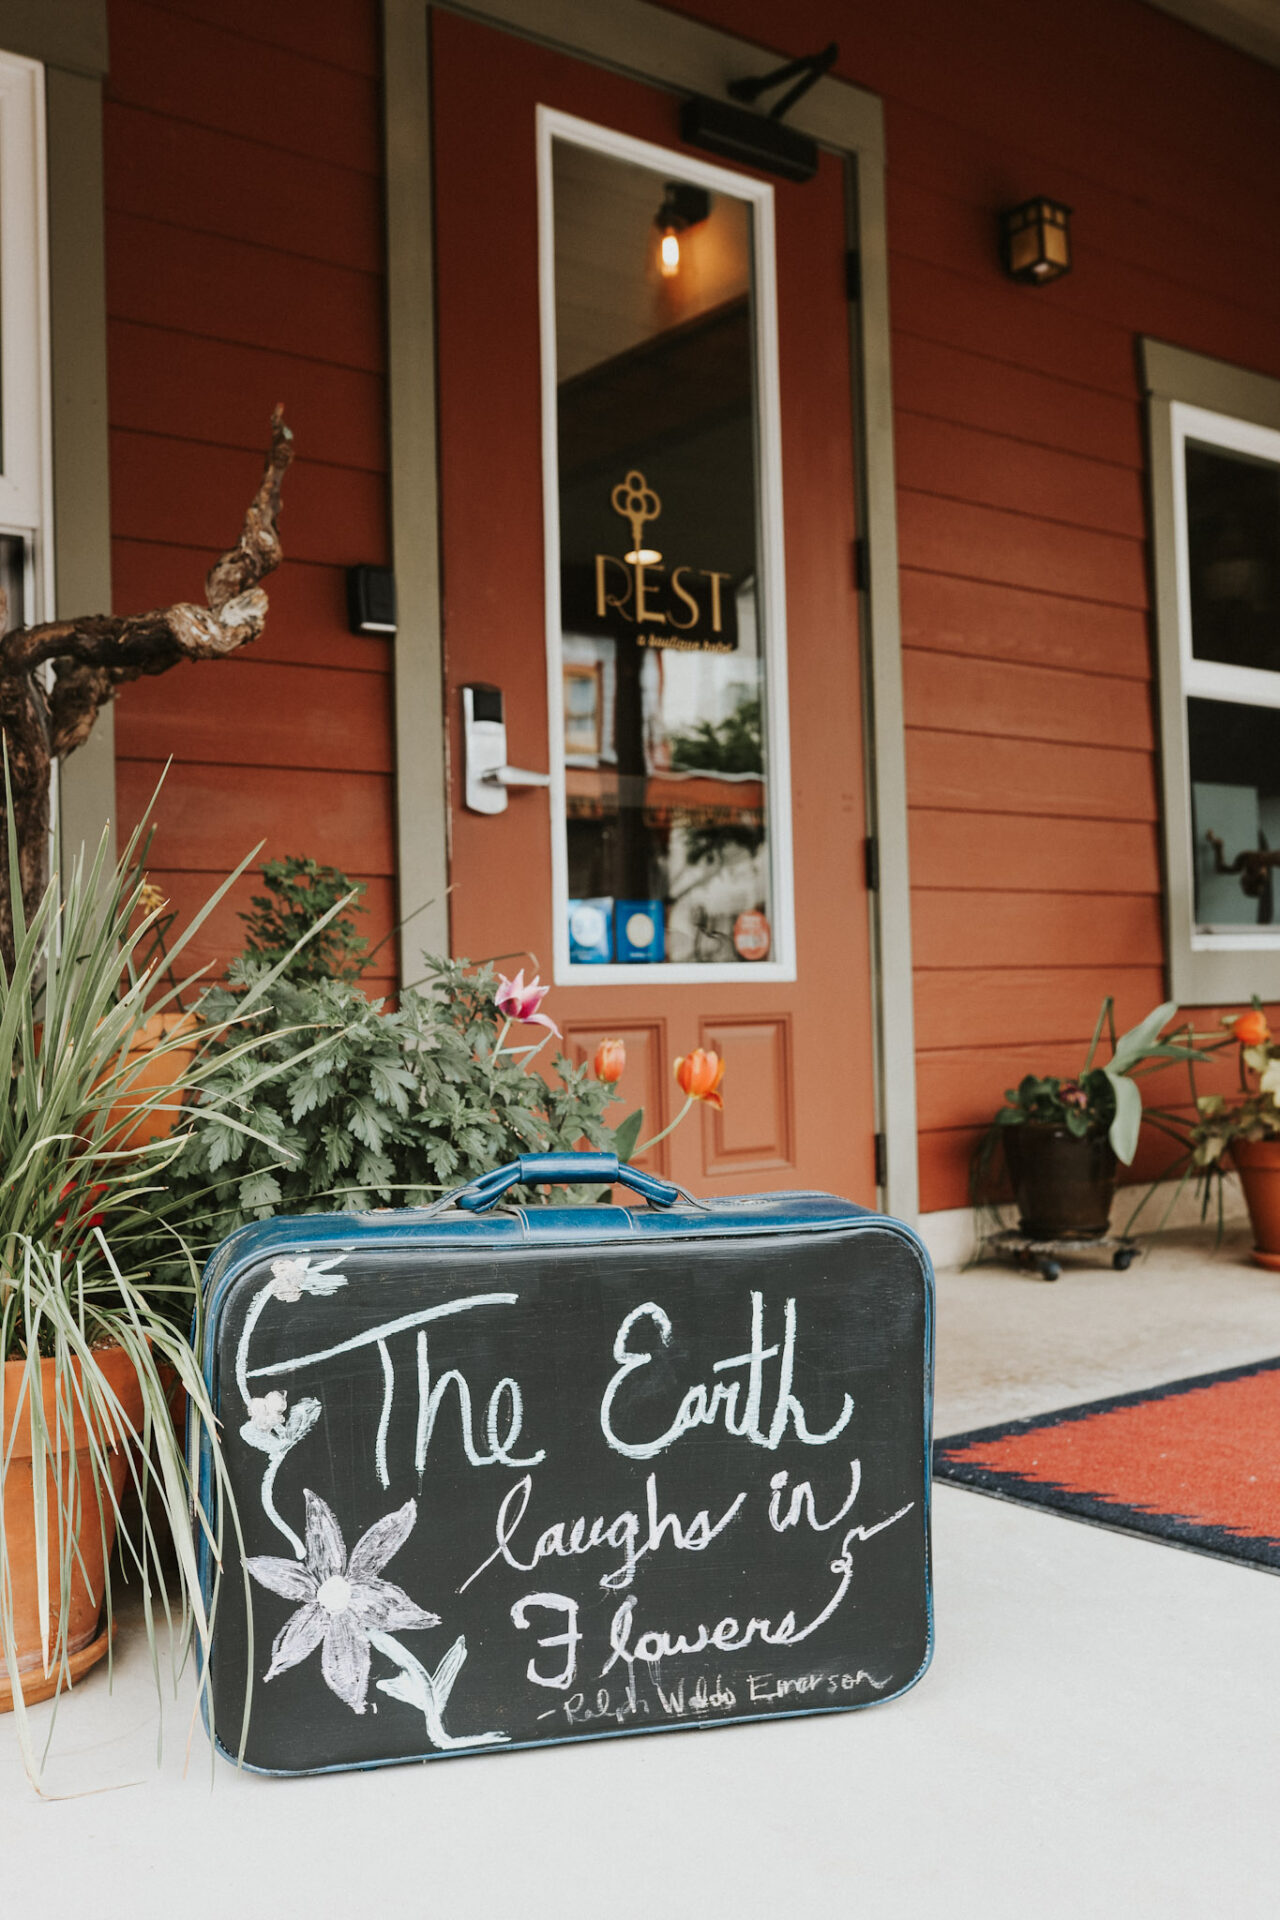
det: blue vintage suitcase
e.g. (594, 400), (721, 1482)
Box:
(197, 1152), (934, 1774)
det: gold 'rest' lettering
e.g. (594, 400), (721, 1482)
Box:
(634, 562), (666, 624)
(594, 553), (634, 622)
(668, 567), (700, 630)
(705, 570), (731, 634)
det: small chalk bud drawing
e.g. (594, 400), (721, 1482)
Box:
(237, 1253), (508, 1749)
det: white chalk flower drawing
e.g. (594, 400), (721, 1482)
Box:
(270, 1252), (348, 1302)
(248, 1491), (440, 1714)
(247, 1389), (288, 1431)
(247, 1490), (508, 1748)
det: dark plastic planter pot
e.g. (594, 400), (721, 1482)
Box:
(1001, 1123), (1117, 1240)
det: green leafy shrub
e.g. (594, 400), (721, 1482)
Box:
(241, 854), (371, 984)
(146, 859), (642, 1255)
(166, 955), (625, 1236)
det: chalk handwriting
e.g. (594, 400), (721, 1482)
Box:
(459, 1471), (747, 1595)
(414, 1331), (545, 1475)
(600, 1502), (914, 1676)
(600, 1292), (855, 1460)
(768, 1460), (864, 1533)
(510, 1593), (582, 1689)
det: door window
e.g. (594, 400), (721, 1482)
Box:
(539, 110), (794, 982)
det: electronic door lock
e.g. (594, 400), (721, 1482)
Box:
(463, 684), (549, 814)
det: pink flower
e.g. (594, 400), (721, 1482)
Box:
(495, 969), (561, 1038)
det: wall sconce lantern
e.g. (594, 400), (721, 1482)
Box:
(1000, 196), (1072, 284)
(654, 181), (710, 278)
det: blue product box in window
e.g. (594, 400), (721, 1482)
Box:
(568, 898), (613, 964)
(616, 900), (665, 963)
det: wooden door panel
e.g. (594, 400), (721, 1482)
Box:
(432, 11), (876, 1202)
(700, 1015), (794, 1173)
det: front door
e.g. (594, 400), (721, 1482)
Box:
(431, 11), (876, 1200)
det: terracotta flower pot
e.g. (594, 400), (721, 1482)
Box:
(1229, 1138), (1280, 1271)
(99, 1010), (199, 1150)
(0, 1344), (144, 1711)
(1001, 1123), (1117, 1240)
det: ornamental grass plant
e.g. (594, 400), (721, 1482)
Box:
(0, 784), (343, 1781)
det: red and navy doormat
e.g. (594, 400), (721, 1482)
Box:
(934, 1356), (1280, 1572)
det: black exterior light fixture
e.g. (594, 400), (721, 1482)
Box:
(346, 565), (397, 635)
(654, 181), (710, 278)
(680, 42), (837, 185)
(1000, 196), (1073, 285)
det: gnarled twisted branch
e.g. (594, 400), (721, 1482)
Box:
(0, 407), (294, 967)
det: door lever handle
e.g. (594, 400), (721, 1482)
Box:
(481, 765), (551, 789)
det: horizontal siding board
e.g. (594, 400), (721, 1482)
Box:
(109, 430), (387, 564)
(894, 411), (1145, 540)
(104, 102), (383, 274)
(108, 323), (387, 472)
(909, 810), (1160, 895)
(891, 331), (1144, 471)
(888, 175), (1280, 371)
(913, 967), (1168, 1054)
(917, 1124), (984, 1213)
(111, 541), (388, 674)
(116, 761), (395, 874)
(899, 570), (1151, 682)
(912, 889), (1163, 969)
(105, 212), (382, 371)
(896, 490), (1147, 606)
(914, 966), (1170, 1056)
(905, 729), (1158, 822)
(151, 0), (380, 78)
(113, 659), (393, 772)
(902, 649), (1154, 752)
(881, 102), (1280, 326)
(886, 253), (1140, 399)
(107, 0), (381, 174)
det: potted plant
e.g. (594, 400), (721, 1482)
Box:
(977, 999), (1207, 1240)
(0, 792), (349, 1776)
(1190, 1003), (1280, 1268)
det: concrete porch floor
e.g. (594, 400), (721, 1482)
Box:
(5, 1227), (1280, 1918)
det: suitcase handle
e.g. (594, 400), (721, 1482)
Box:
(455, 1152), (681, 1212)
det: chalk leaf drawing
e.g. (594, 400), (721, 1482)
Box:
(374, 1631), (508, 1751)
(248, 1490), (440, 1714)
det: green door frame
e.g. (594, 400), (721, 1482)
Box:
(382, 0), (920, 1218)
(0, 0), (113, 871)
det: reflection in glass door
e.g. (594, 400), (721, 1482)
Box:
(539, 110), (793, 982)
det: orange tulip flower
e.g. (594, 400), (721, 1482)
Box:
(593, 1038), (626, 1084)
(674, 1047), (725, 1111)
(1232, 1008), (1270, 1047)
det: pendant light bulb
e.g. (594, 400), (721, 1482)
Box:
(659, 227), (681, 277)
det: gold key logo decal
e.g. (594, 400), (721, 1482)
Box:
(611, 469), (662, 557)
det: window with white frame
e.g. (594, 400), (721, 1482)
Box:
(0, 49), (52, 639)
(1144, 342), (1280, 1004)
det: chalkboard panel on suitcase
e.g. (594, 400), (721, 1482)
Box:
(198, 1154), (934, 1774)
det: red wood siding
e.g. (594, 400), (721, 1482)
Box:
(103, 0), (395, 993)
(671, 0), (1280, 1206)
(94, 0), (1280, 1207)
